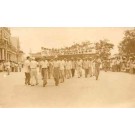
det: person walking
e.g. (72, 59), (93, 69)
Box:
(14, 62), (18, 72)
(66, 59), (72, 79)
(0, 62), (3, 72)
(64, 58), (67, 78)
(10, 61), (15, 72)
(40, 57), (49, 87)
(59, 58), (65, 83)
(83, 58), (89, 78)
(71, 58), (76, 77)
(5, 60), (11, 75)
(18, 62), (22, 72)
(103, 59), (108, 72)
(30, 57), (38, 86)
(94, 55), (101, 80)
(88, 57), (93, 77)
(116, 58), (121, 72)
(24, 56), (31, 85)
(53, 58), (60, 86)
(76, 58), (82, 78)
(48, 59), (53, 79)
(133, 58), (135, 74)
(129, 58), (134, 74)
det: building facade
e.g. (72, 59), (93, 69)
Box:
(0, 27), (24, 62)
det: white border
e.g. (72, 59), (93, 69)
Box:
(0, 0), (135, 135)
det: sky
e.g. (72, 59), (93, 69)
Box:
(10, 27), (134, 55)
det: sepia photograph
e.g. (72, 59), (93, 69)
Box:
(0, 27), (135, 108)
(1, 0), (135, 135)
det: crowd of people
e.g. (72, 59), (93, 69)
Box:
(0, 60), (22, 75)
(1, 53), (135, 87)
(102, 56), (135, 74)
(24, 56), (101, 87)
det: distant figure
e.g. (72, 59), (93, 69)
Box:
(66, 59), (72, 79)
(103, 59), (108, 72)
(18, 62), (22, 72)
(10, 61), (15, 72)
(71, 58), (76, 77)
(76, 58), (82, 78)
(0, 62), (3, 72)
(94, 56), (101, 80)
(129, 59), (134, 74)
(24, 56), (31, 85)
(116, 58), (121, 72)
(5, 60), (11, 75)
(59, 58), (65, 83)
(64, 58), (67, 78)
(48, 59), (53, 79)
(14, 63), (18, 72)
(83, 58), (89, 78)
(88, 57), (93, 77)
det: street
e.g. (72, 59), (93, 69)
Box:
(0, 70), (135, 108)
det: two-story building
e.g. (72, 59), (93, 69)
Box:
(0, 27), (24, 62)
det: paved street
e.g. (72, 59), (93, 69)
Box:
(0, 70), (135, 108)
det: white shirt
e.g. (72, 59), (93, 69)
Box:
(66, 61), (72, 70)
(30, 60), (38, 69)
(40, 60), (48, 68)
(83, 60), (89, 69)
(60, 61), (65, 70)
(24, 60), (30, 73)
(71, 61), (76, 69)
(53, 61), (60, 68)
(88, 60), (93, 68)
(77, 60), (82, 68)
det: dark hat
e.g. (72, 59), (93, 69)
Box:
(26, 56), (30, 59)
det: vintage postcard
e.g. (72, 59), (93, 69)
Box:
(0, 27), (135, 108)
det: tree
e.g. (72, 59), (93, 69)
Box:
(95, 39), (114, 59)
(119, 29), (135, 56)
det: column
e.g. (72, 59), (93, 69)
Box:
(2, 49), (5, 60)
(7, 53), (8, 60)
